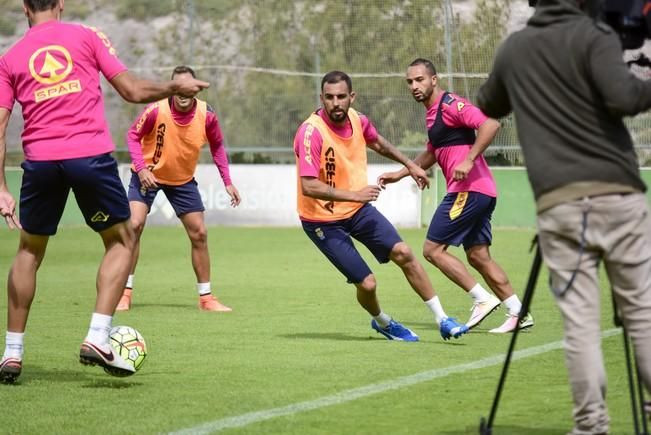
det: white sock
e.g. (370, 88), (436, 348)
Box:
(424, 296), (447, 325)
(503, 294), (522, 316)
(85, 313), (112, 347)
(125, 274), (134, 289)
(3, 331), (24, 360)
(197, 282), (211, 296)
(373, 311), (392, 328)
(468, 283), (492, 303)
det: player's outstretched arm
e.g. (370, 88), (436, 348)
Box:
(109, 71), (210, 104)
(301, 177), (380, 203)
(0, 108), (20, 229)
(378, 149), (437, 188)
(452, 118), (500, 181)
(367, 134), (429, 190)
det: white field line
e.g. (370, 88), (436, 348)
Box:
(168, 329), (621, 435)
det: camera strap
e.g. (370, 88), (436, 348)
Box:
(549, 197), (590, 297)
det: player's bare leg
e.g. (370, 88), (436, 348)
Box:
(423, 240), (476, 291)
(466, 244), (533, 332)
(354, 274), (381, 316)
(391, 241), (467, 339)
(389, 241), (435, 301)
(180, 211), (210, 282)
(116, 201), (148, 311)
(79, 221), (137, 377)
(180, 211), (231, 311)
(423, 239), (500, 329)
(465, 245), (512, 300)
(6, 231), (48, 333)
(356, 273), (419, 341)
(4, 231), (47, 381)
(96, 221), (135, 315)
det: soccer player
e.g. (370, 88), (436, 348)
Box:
(378, 59), (533, 333)
(116, 65), (241, 313)
(294, 70), (469, 342)
(0, 0), (208, 383)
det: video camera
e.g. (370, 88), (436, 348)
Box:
(528, 0), (651, 50)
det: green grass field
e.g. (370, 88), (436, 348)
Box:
(0, 226), (640, 434)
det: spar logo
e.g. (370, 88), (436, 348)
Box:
(29, 45), (81, 102)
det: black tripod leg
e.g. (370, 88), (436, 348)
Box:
(637, 362), (649, 435)
(622, 327), (642, 435)
(479, 244), (543, 435)
(613, 295), (648, 435)
(636, 362), (649, 434)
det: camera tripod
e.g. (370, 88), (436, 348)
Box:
(479, 236), (649, 435)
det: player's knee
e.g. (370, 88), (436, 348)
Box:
(189, 226), (208, 245)
(390, 242), (414, 265)
(467, 249), (490, 269)
(130, 218), (146, 236)
(423, 244), (442, 265)
(358, 275), (377, 292)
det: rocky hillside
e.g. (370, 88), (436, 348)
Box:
(1, 0), (532, 156)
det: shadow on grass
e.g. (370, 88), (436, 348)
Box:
(439, 425), (566, 435)
(13, 365), (144, 389)
(281, 332), (379, 342)
(126, 303), (188, 309)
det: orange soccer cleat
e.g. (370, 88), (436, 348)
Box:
(116, 288), (132, 312)
(198, 294), (232, 312)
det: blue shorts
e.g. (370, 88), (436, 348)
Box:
(19, 153), (130, 235)
(127, 171), (204, 216)
(301, 203), (402, 284)
(427, 191), (496, 250)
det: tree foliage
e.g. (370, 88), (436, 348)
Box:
(189, 0), (516, 149)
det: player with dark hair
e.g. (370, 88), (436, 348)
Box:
(0, 0), (208, 382)
(293, 70), (469, 341)
(379, 58), (533, 333)
(116, 65), (240, 312)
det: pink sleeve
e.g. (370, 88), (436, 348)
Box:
(359, 114), (379, 143)
(442, 97), (488, 130)
(127, 105), (157, 172)
(206, 111), (232, 186)
(294, 122), (322, 178)
(0, 58), (14, 111)
(86, 26), (127, 80)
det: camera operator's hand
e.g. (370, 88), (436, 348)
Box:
(453, 157), (474, 181)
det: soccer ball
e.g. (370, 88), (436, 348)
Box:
(105, 325), (147, 375)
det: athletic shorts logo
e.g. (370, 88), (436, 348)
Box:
(449, 192), (468, 221)
(315, 227), (325, 240)
(29, 45), (82, 102)
(90, 211), (110, 223)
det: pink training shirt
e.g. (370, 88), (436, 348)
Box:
(425, 92), (497, 197)
(294, 108), (379, 177)
(126, 98), (232, 186)
(0, 20), (127, 160)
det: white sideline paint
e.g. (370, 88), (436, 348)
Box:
(169, 329), (621, 435)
